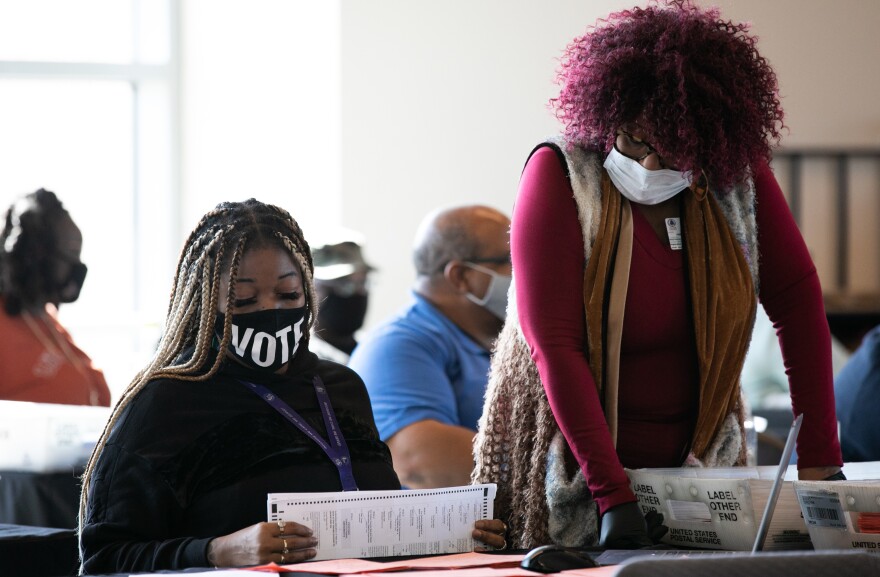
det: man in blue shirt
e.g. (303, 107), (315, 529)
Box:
(835, 325), (880, 462)
(350, 205), (511, 489)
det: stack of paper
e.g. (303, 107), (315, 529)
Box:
(0, 400), (110, 472)
(625, 466), (810, 551)
(267, 484), (496, 561)
(258, 552), (529, 574)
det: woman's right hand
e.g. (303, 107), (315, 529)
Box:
(599, 502), (668, 549)
(206, 520), (318, 567)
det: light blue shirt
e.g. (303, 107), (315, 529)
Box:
(349, 293), (491, 441)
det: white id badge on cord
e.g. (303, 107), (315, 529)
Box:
(665, 217), (682, 251)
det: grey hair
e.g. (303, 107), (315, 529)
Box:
(412, 209), (481, 276)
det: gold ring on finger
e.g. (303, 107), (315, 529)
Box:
(282, 548), (290, 555)
(499, 538), (508, 551)
(283, 538), (288, 549)
(280, 553), (286, 563)
(277, 520), (286, 532)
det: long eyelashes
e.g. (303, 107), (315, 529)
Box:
(234, 292), (301, 308)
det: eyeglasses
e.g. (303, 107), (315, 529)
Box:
(435, 254), (511, 275)
(615, 129), (679, 170)
(465, 254), (511, 266)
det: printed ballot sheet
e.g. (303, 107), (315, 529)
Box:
(267, 484), (497, 561)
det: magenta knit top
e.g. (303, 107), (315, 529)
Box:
(512, 145), (843, 514)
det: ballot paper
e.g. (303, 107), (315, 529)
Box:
(267, 484), (496, 560)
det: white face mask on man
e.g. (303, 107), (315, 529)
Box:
(463, 262), (511, 320)
(603, 146), (692, 205)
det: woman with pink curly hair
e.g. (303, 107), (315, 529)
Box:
(474, 0), (844, 549)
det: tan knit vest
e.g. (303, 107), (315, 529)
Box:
(472, 139), (759, 548)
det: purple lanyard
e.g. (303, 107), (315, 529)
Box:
(240, 376), (359, 491)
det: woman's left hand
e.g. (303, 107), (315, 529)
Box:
(472, 519), (508, 551)
(798, 466), (843, 480)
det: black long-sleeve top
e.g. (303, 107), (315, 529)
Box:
(81, 350), (400, 574)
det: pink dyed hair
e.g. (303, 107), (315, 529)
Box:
(552, 0), (784, 190)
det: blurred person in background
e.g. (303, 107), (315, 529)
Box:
(310, 229), (374, 364)
(0, 188), (110, 406)
(835, 325), (880, 462)
(350, 205), (511, 489)
(741, 306), (851, 410)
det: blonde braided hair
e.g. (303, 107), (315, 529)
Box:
(77, 199), (318, 541)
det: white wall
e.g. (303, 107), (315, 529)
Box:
(340, 0), (880, 332)
(181, 0), (342, 239)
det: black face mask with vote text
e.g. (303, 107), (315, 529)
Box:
(215, 307), (307, 373)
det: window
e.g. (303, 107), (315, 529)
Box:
(0, 1), (342, 399)
(0, 0), (178, 396)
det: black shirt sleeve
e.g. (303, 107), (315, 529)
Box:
(80, 356), (399, 574)
(81, 442), (213, 573)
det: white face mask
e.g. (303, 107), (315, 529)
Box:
(463, 262), (511, 320)
(603, 147), (692, 205)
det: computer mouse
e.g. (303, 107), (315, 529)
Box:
(520, 544), (599, 573)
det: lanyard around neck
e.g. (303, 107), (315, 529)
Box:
(240, 375), (359, 491)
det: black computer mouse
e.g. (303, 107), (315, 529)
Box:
(520, 544), (599, 573)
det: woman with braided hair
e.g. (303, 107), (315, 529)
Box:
(79, 199), (505, 573)
(473, 0), (844, 551)
(0, 188), (110, 406)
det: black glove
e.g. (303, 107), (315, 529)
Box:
(824, 470), (847, 481)
(644, 509), (670, 544)
(599, 502), (668, 549)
